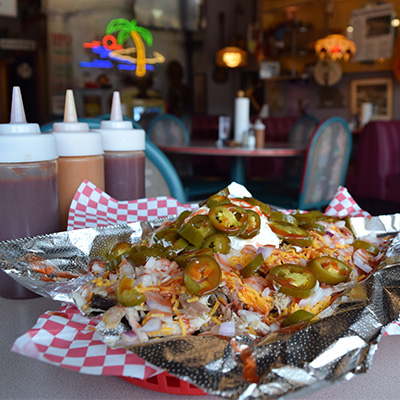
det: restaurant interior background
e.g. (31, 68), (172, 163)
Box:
(1, 0), (400, 213)
(0, 0), (399, 122)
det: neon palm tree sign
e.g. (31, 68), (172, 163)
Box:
(80, 18), (165, 77)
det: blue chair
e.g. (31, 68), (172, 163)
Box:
(147, 113), (190, 146)
(284, 115), (320, 182)
(287, 114), (320, 147)
(147, 114), (230, 200)
(249, 117), (353, 210)
(40, 119), (189, 204)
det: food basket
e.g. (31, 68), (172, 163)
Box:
(3, 181), (400, 400)
(122, 372), (207, 395)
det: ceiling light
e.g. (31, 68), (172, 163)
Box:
(314, 34), (356, 62)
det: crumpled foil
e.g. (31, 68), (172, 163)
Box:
(1, 215), (400, 400)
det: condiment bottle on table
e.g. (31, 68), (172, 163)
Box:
(0, 87), (60, 298)
(254, 118), (266, 149)
(52, 89), (104, 230)
(95, 91), (145, 200)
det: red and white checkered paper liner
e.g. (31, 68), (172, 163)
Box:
(11, 182), (400, 379)
(12, 304), (161, 379)
(67, 180), (198, 231)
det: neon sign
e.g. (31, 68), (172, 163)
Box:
(80, 19), (165, 77)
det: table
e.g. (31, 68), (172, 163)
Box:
(2, 296), (400, 399)
(158, 141), (306, 185)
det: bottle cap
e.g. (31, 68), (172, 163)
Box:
(0, 87), (58, 163)
(52, 90), (103, 157)
(254, 118), (265, 130)
(94, 91), (145, 152)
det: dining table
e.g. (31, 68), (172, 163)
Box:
(157, 140), (306, 186)
(2, 295), (400, 399)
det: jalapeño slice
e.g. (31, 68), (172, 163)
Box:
(183, 255), (222, 296)
(241, 253), (264, 277)
(269, 222), (313, 247)
(178, 215), (215, 248)
(269, 211), (299, 226)
(106, 241), (132, 270)
(202, 233), (231, 254)
(282, 309), (315, 327)
(307, 256), (352, 285)
(353, 240), (379, 256)
(243, 197), (271, 215)
(269, 264), (317, 298)
(239, 210), (261, 239)
(116, 276), (146, 307)
(209, 204), (248, 236)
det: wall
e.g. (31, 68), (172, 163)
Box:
(191, 0), (255, 119)
(260, 0), (400, 121)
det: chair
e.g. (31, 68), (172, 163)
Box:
(287, 115), (320, 147)
(147, 113), (190, 146)
(248, 117), (352, 210)
(40, 120), (189, 204)
(284, 115), (319, 181)
(148, 114), (229, 200)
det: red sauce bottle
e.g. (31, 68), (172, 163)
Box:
(0, 87), (60, 298)
(96, 91), (145, 201)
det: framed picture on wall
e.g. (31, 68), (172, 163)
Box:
(193, 73), (207, 114)
(350, 77), (393, 120)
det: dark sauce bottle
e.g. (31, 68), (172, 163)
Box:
(0, 87), (60, 298)
(96, 91), (145, 201)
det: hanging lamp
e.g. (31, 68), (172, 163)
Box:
(314, 34), (356, 62)
(215, 3), (248, 69)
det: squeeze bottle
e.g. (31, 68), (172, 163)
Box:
(95, 92), (145, 200)
(52, 90), (104, 230)
(0, 87), (60, 298)
(254, 118), (266, 149)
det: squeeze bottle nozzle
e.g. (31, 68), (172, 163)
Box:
(100, 91), (134, 131)
(96, 91), (145, 151)
(10, 87), (27, 124)
(64, 89), (78, 123)
(110, 91), (123, 121)
(52, 89), (103, 156)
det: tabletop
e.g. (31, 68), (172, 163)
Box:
(2, 296), (400, 400)
(158, 140), (306, 157)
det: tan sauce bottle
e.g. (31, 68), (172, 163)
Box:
(52, 90), (105, 230)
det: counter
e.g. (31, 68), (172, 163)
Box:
(1, 296), (400, 400)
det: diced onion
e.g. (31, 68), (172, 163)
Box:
(218, 321), (236, 337)
(353, 250), (373, 273)
(141, 317), (162, 332)
(256, 245), (274, 260)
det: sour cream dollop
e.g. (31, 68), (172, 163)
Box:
(229, 214), (280, 251)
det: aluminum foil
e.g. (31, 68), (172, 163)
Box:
(1, 215), (400, 400)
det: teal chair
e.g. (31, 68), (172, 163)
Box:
(40, 119), (188, 204)
(249, 117), (353, 211)
(147, 114), (230, 201)
(287, 114), (320, 147)
(284, 114), (320, 182)
(147, 113), (190, 145)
